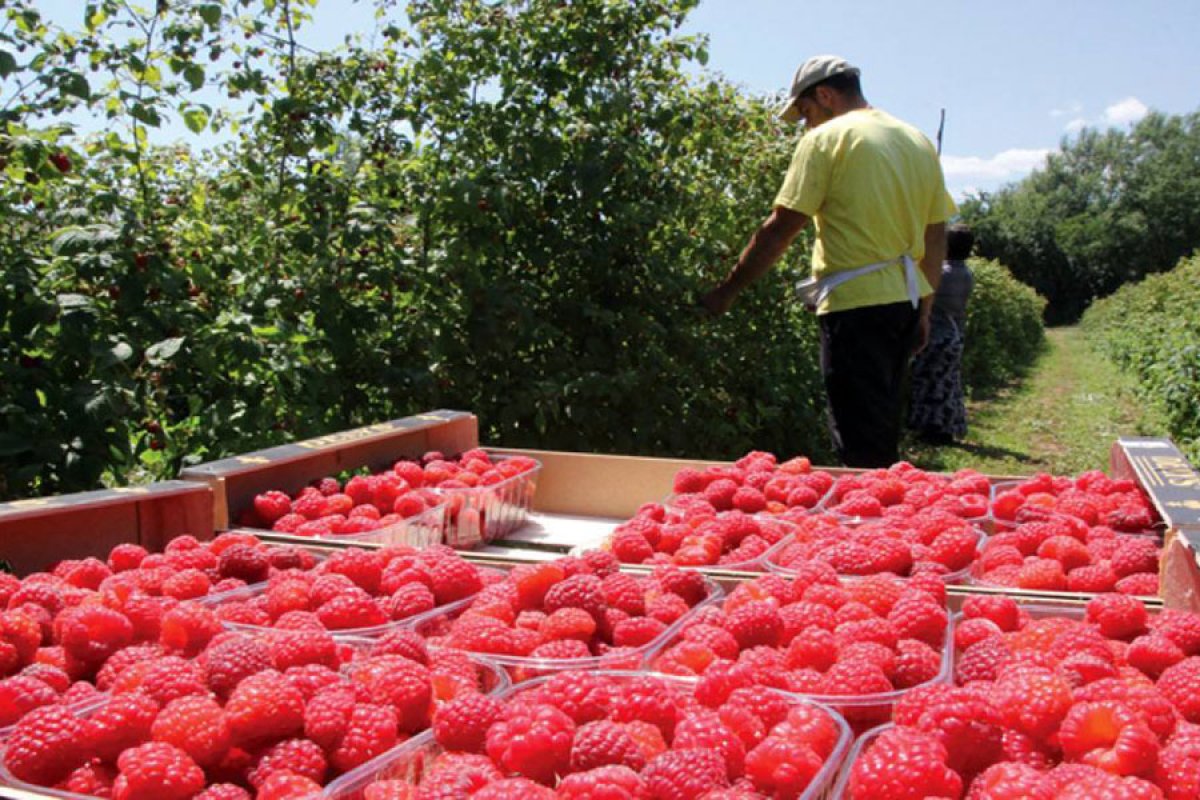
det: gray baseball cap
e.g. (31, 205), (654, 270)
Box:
(778, 55), (860, 122)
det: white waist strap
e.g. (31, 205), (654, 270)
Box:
(796, 255), (920, 310)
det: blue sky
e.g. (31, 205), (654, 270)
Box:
(34, 0), (1200, 198)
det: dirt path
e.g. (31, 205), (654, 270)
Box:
(906, 326), (1169, 475)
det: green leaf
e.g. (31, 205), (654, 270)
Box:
(183, 65), (206, 92)
(0, 51), (16, 79)
(56, 293), (94, 310)
(51, 224), (118, 255)
(182, 105), (209, 133)
(61, 72), (91, 100)
(198, 4), (222, 26)
(145, 337), (186, 364)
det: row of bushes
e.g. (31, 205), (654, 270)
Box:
(961, 258), (1047, 396)
(1082, 254), (1200, 462)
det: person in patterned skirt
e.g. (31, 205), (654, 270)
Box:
(908, 223), (975, 444)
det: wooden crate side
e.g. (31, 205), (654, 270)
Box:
(179, 411), (478, 529)
(0, 482), (213, 576)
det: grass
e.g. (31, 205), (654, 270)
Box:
(905, 326), (1171, 476)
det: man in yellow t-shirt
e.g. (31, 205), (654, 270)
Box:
(701, 55), (957, 467)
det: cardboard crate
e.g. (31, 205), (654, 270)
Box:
(178, 410), (479, 530)
(0, 481), (212, 576)
(1111, 437), (1200, 612)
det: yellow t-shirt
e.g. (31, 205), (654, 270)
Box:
(774, 108), (958, 314)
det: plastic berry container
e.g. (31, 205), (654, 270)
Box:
(322, 670), (852, 800)
(761, 516), (986, 585)
(405, 575), (724, 683)
(0, 643), (508, 800)
(828, 722), (893, 799)
(433, 453), (542, 549)
(254, 500), (448, 550)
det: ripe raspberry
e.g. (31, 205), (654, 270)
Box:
(344, 655), (432, 733)
(195, 785), (251, 800)
(570, 719), (647, 772)
(268, 627), (340, 671)
(742, 734), (823, 798)
(893, 638), (944, 689)
(725, 601), (782, 649)
(608, 676), (679, 738)
(368, 627), (429, 665)
(84, 690), (159, 762)
(1155, 735), (1200, 800)
(63, 762), (118, 797)
(471, 778), (555, 799)
(1067, 563), (1120, 593)
(254, 770), (324, 800)
(995, 668), (1074, 740)
(159, 601), (222, 656)
(1115, 573), (1160, 596)
(217, 544), (271, 584)
(132, 656), (208, 706)
(642, 747), (729, 798)
(151, 694), (231, 768)
(1159, 658), (1200, 723)
(557, 765), (646, 799)
(1059, 700), (1160, 776)
(433, 692), (503, 753)
(610, 530), (653, 563)
(611, 616), (667, 648)
(531, 671), (614, 725)
(316, 590), (389, 631)
(247, 737), (328, 789)
(683, 623), (741, 661)
(887, 597), (948, 647)
(427, 557), (482, 605)
(652, 566), (709, 607)
(202, 633), (273, 698)
(970, 762), (1055, 800)
(1151, 610), (1200, 655)
(846, 726), (961, 799)
(486, 703), (574, 784)
(1087, 593), (1149, 640)
(1017, 558), (1068, 591)
(0, 675), (58, 727)
(731, 487), (767, 514)
(253, 491), (293, 524)
(674, 714), (746, 780)
(109, 543), (150, 573)
(1110, 539), (1160, 577)
(225, 669), (305, 748)
(56, 604), (134, 666)
(1127, 634), (1186, 679)
(112, 742), (205, 800)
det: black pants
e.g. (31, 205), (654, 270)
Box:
(819, 301), (920, 468)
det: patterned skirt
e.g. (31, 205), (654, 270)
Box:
(908, 314), (967, 438)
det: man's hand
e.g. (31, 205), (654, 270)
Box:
(913, 306), (932, 356)
(700, 284), (736, 317)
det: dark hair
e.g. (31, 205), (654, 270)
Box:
(946, 223), (974, 260)
(800, 71), (863, 101)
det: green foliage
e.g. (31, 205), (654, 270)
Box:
(0, 0), (1047, 499)
(1082, 254), (1200, 462)
(961, 112), (1200, 324)
(960, 258), (1047, 396)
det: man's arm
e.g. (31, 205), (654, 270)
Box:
(914, 221), (947, 354)
(701, 207), (810, 315)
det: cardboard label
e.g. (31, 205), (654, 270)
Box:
(1117, 438), (1200, 528)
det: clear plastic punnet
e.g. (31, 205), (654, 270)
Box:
(210, 578), (479, 640)
(255, 500), (447, 550)
(829, 722), (893, 799)
(321, 670), (853, 800)
(648, 591), (955, 735)
(404, 575), (723, 683)
(761, 519), (986, 585)
(0, 645), (508, 800)
(435, 454), (541, 548)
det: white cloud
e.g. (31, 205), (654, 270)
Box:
(942, 148), (1052, 183)
(1104, 97), (1148, 125)
(1064, 118), (1088, 135)
(1051, 102), (1083, 119)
